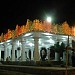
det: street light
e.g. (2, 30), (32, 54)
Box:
(46, 17), (52, 22)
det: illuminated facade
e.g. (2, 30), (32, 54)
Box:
(0, 19), (75, 62)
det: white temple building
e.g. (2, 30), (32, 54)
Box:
(0, 19), (75, 62)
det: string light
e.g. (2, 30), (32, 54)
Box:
(0, 19), (75, 42)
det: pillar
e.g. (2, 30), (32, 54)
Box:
(33, 37), (40, 61)
(8, 45), (12, 58)
(4, 42), (8, 61)
(48, 49), (50, 61)
(31, 49), (34, 60)
(0, 47), (2, 61)
(63, 51), (66, 63)
(7, 45), (11, 58)
(11, 40), (16, 61)
(26, 48), (29, 59)
(21, 38), (26, 61)
(17, 48), (21, 60)
(55, 52), (59, 61)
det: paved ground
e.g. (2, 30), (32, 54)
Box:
(0, 64), (75, 70)
(0, 65), (75, 75)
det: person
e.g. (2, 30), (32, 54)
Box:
(40, 47), (47, 61)
(71, 51), (75, 67)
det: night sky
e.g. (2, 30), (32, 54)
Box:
(0, 0), (75, 34)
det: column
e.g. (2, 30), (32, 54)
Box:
(26, 48), (29, 59)
(33, 37), (40, 61)
(48, 49), (50, 61)
(21, 38), (26, 61)
(11, 40), (16, 61)
(63, 51), (66, 62)
(17, 48), (21, 60)
(4, 42), (7, 61)
(7, 45), (11, 57)
(55, 52), (59, 61)
(8, 45), (12, 58)
(0, 47), (2, 61)
(7, 48), (9, 57)
(31, 49), (34, 60)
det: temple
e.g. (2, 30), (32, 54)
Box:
(0, 19), (75, 64)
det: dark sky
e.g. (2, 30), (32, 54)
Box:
(0, 0), (75, 34)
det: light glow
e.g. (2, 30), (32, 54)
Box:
(6, 39), (11, 43)
(42, 33), (53, 36)
(47, 17), (52, 22)
(26, 41), (34, 47)
(24, 33), (32, 37)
